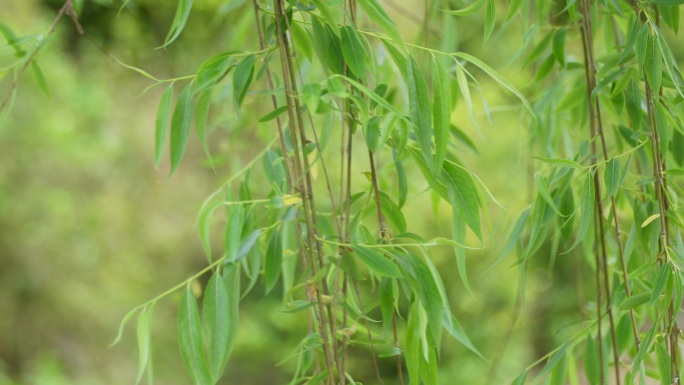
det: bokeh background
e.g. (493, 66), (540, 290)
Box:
(1, 1), (682, 384)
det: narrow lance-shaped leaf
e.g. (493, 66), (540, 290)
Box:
(202, 273), (230, 383)
(356, 0), (406, 51)
(565, 172), (595, 253)
(135, 304), (154, 385)
(377, 191), (407, 234)
(31, 61), (49, 97)
(649, 262), (671, 305)
(264, 227), (283, 293)
(155, 84), (173, 168)
(178, 286), (211, 385)
(484, 0), (496, 44)
(407, 55), (433, 171)
(340, 26), (368, 79)
(195, 88), (212, 160)
(455, 65), (477, 129)
(442, 0), (486, 16)
(170, 83), (194, 175)
(644, 33), (663, 102)
(162, 0), (193, 48)
(233, 54), (256, 109)
(351, 245), (403, 278)
(604, 158), (622, 198)
(432, 56), (451, 180)
(655, 337), (672, 384)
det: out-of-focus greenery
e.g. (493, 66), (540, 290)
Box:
(1, 0), (682, 384)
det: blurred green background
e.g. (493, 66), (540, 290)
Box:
(1, 1), (681, 384)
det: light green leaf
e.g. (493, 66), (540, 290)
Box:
(155, 84), (174, 168)
(364, 116), (382, 152)
(233, 54), (256, 108)
(506, 0), (524, 21)
(484, 0), (496, 44)
(170, 83), (194, 175)
(585, 335), (600, 385)
(455, 65), (476, 129)
(443, 313), (485, 360)
(407, 55), (433, 171)
(195, 88), (212, 159)
(264, 227), (282, 293)
(351, 245), (403, 278)
(644, 34), (663, 101)
(356, 0), (406, 51)
(618, 293), (650, 310)
(641, 213), (661, 228)
(566, 172), (594, 253)
(655, 337), (672, 383)
(340, 26), (368, 79)
(289, 21), (314, 61)
(650, 262), (671, 305)
(135, 305), (154, 385)
(432, 56), (451, 180)
(195, 53), (234, 91)
(604, 158), (622, 197)
(31, 61), (49, 97)
(534, 174), (562, 216)
(309, 0), (340, 35)
(442, 0), (486, 16)
(377, 191), (407, 233)
(533, 156), (583, 169)
(202, 273), (230, 383)
(162, 0), (193, 48)
(553, 28), (567, 67)
(453, 52), (534, 115)
(178, 286), (211, 385)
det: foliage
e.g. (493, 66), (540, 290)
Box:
(2, 0), (684, 384)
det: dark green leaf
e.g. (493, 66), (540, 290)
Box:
(155, 84), (173, 168)
(553, 28), (567, 67)
(644, 34), (663, 100)
(178, 286), (211, 385)
(351, 245), (403, 278)
(170, 83), (194, 175)
(259, 106), (289, 123)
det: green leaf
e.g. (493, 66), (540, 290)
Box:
(650, 262), (671, 305)
(644, 34), (663, 100)
(533, 156), (583, 169)
(311, 18), (344, 75)
(178, 286), (211, 385)
(432, 57), (451, 179)
(289, 21), (314, 61)
(534, 174), (562, 216)
(259, 106), (289, 123)
(308, 0), (340, 35)
(170, 83), (194, 175)
(377, 191), (407, 234)
(340, 26), (368, 79)
(31, 61), (49, 97)
(553, 28), (567, 67)
(202, 273), (230, 383)
(364, 116), (382, 152)
(162, 0), (193, 48)
(585, 335), (600, 385)
(195, 53), (234, 91)
(619, 292), (650, 310)
(648, 0), (684, 5)
(110, 307), (141, 347)
(443, 313), (485, 360)
(233, 54), (256, 108)
(351, 245), (403, 278)
(506, 0), (524, 21)
(442, 0), (486, 16)
(455, 65), (477, 129)
(195, 88), (212, 159)
(453, 52), (534, 116)
(566, 172), (594, 253)
(407, 55), (433, 171)
(511, 371), (527, 385)
(222, 263), (240, 361)
(264, 227), (282, 293)
(641, 213), (661, 228)
(655, 337), (672, 383)
(356, 0), (406, 51)
(155, 84), (174, 168)
(135, 305), (154, 385)
(393, 148), (408, 208)
(604, 158), (622, 198)
(484, 0), (496, 44)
